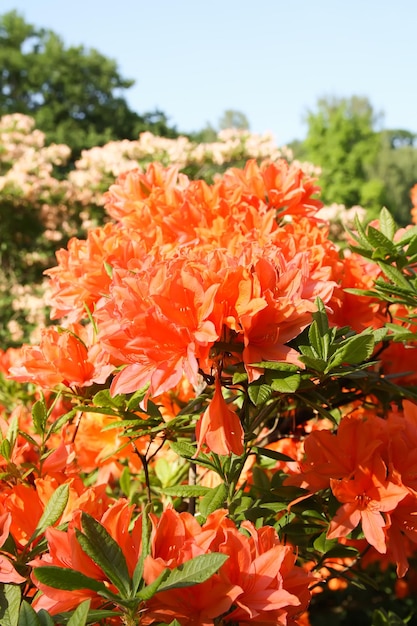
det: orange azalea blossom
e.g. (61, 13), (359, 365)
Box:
(95, 242), (335, 398)
(154, 376), (196, 421)
(30, 499), (142, 614)
(328, 252), (385, 332)
(104, 163), (191, 245)
(103, 160), (323, 252)
(3, 477), (111, 550)
(377, 340), (417, 386)
(327, 456), (408, 554)
(0, 508), (26, 584)
(142, 508), (313, 625)
(8, 323), (114, 391)
(284, 407), (389, 493)
(219, 159), (323, 220)
(94, 257), (220, 398)
(0, 347), (23, 376)
(284, 402), (417, 573)
(195, 374), (244, 456)
(45, 221), (147, 323)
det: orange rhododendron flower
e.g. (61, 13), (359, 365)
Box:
(327, 456), (408, 554)
(30, 499), (142, 614)
(8, 323), (113, 391)
(142, 508), (313, 625)
(195, 375), (244, 456)
(45, 222), (146, 322)
(0, 510), (26, 584)
(285, 401), (417, 573)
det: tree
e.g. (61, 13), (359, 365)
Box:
(191, 109), (250, 144)
(303, 96), (384, 211)
(367, 130), (417, 225)
(0, 11), (177, 156)
(218, 109), (250, 130)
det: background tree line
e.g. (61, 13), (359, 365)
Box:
(291, 96), (417, 225)
(1, 10), (416, 225)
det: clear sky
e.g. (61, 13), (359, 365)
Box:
(1, 0), (416, 145)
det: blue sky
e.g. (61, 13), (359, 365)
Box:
(1, 0), (416, 145)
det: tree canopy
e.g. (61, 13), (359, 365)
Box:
(301, 96), (417, 223)
(303, 96), (384, 210)
(0, 11), (177, 156)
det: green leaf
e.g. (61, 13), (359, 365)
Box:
(127, 388), (149, 410)
(77, 512), (131, 597)
(308, 321), (323, 359)
(199, 483), (227, 519)
(379, 262), (413, 290)
(119, 465), (131, 497)
(1, 438), (11, 460)
(373, 327), (388, 343)
(250, 362), (298, 372)
(169, 441), (216, 471)
(353, 213), (374, 250)
(366, 225), (398, 257)
(0, 583), (21, 626)
(93, 389), (126, 410)
(35, 611), (54, 626)
(248, 381), (271, 406)
(34, 566), (107, 593)
(55, 609), (123, 624)
(18, 601), (42, 626)
(232, 371), (248, 384)
(136, 569), (170, 601)
(255, 446), (295, 463)
(103, 261), (113, 278)
(325, 332), (374, 371)
(372, 608), (409, 626)
(323, 545), (360, 560)
(267, 371), (301, 393)
(66, 599), (91, 626)
(28, 483), (69, 544)
(169, 441), (196, 459)
(298, 354), (327, 373)
(144, 400), (163, 419)
(157, 553), (228, 592)
(32, 400), (48, 435)
(6, 414), (19, 450)
(313, 532), (337, 554)
(47, 409), (77, 436)
(159, 485), (211, 498)
(378, 207), (397, 241)
(132, 505), (151, 594)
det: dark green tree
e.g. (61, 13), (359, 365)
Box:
(303, 96), (384, 211)
(0, 11), (177, 156)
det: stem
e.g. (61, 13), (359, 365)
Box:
(131, 441), (152, 504)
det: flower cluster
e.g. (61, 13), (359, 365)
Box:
(11, 159), (338, 457)
(285, 401), (417, 576)
(3, 149), (417, 624)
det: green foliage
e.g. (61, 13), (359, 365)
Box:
(218, 109), (250, 131)
(0, 584), (21, 626)
(367, 130), (417, 225)
(302, 96), (417, 222)
(372, 608), (411, 626)
(0, 11), (177, 156)
(304, 96), (382, 209)
(34, 511), (229, 622)
(349, 208), (417, 314)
